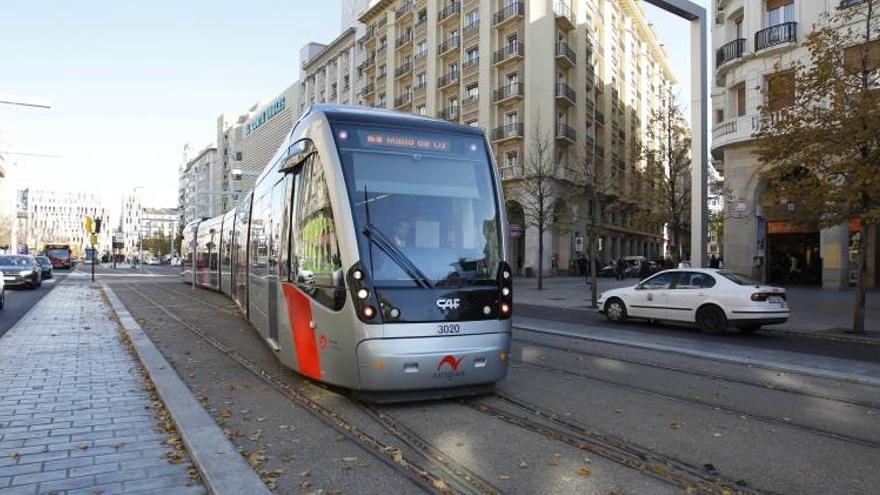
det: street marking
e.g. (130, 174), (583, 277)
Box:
(513, 317), (880, 387)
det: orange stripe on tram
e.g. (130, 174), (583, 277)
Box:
(281, 282), (321, 379)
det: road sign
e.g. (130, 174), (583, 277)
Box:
(84, 216), (94, 233)
(508, 223), (523, 238)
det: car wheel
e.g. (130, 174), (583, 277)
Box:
(739, 324), (762, 334)
(697, 305), (727, 334)
(605, 298), (628, 323)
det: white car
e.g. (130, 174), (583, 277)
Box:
(598, 268), (789, 334)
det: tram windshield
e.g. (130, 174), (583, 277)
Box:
(334, 124), (501, 288)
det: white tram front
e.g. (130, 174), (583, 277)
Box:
(182, 105), (512, 400)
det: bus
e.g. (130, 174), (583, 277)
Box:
(44, 244), (72, 269)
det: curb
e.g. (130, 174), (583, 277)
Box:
(102, 284), (270, 495)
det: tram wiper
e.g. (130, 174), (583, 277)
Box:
(362, 223), (434, 289)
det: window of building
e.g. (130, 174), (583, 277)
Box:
(465, 9), (479, 27)
(505, 71), (519, 86)
(465, 47), (479, 65)
(736, 84), (747, 117)
(766, 0), (794, 26)
(465, 83), (479, 100)
(505, 151), (518, 167)
(416, 72), (427, 88)
(844, 38), (880, 75)
(766, 70), (795, 111)
(416, 41), (428, 58)
(505, 111), (518, 126)
(416, 104), (427, 115)
(292, 153), (344, 310)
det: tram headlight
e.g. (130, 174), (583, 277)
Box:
(357, 288), (369, 300)
(501, 287), (510, 297)
(352, 269), (363, 280)
(502, 270), (510, 280)
(500, 303), (511, 315)
(362, 305), (377, 319)
(390, 308), (400, 319)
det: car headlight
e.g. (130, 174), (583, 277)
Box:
(20, 270), (32, 277)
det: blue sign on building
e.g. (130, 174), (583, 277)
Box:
(244, 97), (286, 136)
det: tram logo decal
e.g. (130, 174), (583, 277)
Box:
(436, 298), (461, 310)
(434, 355), (465, 379)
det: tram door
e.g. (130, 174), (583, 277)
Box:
(267, 177), (289, 344)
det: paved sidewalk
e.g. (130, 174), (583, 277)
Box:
(0, 282), (204, 494)
(514, 275), (880, 339)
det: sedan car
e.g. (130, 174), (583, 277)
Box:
(0, 255), (43, 289)
(598, 268), (789, 334)
(35, 256), (54, 279)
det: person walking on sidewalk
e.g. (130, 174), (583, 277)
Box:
(616, 257), (626, 280)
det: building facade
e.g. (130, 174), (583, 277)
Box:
(298, 28), (359, 116)
(354, 0), (677, 274)
(178, 146), (221, 226)
(17, 188), (111, 256)
(120, 192), (143, 257)
(711, 0), (875, 288)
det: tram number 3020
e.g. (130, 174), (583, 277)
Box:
(437, 324), (461, 335)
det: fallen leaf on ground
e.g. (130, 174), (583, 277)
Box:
(498, 475), (511, 481)
(519, 460), (529, 469)
(577, 467), (591, 477)
(669, 421), (682, 430)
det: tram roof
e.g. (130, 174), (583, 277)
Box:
(310, 104), (485, 137)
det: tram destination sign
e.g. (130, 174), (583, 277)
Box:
(339, 127), (484, 158)
(364, 132), (450, 152)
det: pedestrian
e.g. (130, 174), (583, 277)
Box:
(710, 254), (719, 269)
(616, 257), (626, 280)
(516, 256), (523, 276)
(638, 256), (650, 278)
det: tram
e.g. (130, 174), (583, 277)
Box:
(181, 105), (512, 400)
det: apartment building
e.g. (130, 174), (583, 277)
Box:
(711, 0), (876, 288)
(120, 192), (143, 257)
(17, 188), (111, 255)
(178, 145), (221, 226)
(354, 0), (676, 273)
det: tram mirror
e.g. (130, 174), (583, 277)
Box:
(279, 139), (315, 174)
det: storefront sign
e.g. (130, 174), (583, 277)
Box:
(244, 97), (286, 136)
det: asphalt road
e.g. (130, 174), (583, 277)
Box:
(517, 302), (880, 364)
(105, 278), (880, 494)
(0, 271), (68, 337)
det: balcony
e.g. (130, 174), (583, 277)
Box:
(462, 56), (479, 74)
(360, 83), (376, 97)
(555, 41), (576, 68)
(840, 0), (866, 8)
(396, 31), (413, 49)
(414, 49), (428, 63)
(395, 0), (414, 19)
(464, 20), (480, 39)
(492, 123), (524, 142)
(438, 105), (460, 121)
(755, 22), (797, 52)
(553, 1), (574, 31)
(500, 164), (524, 180)
(716, 38), (746, 69)
(413, 80), (427, 95)
(555, 83), (576, 105)
(438, 70), (460, 89)
(494, 2), (524, 27)
(493, 42), (524, 65)
(394, 92), (413, 108)
(462, 93), (479, 107)
(595, 110), (605, 125)
(555, 123), (576, 144)
(439, 2), (461, 23)
(359, 55), (376, 71)
(711, 114), (758, 151)
(438, 35), (460, 56)
(493, 82), (524, 103)
(395, 62), (412, 79)
(415, 16), (428, 32)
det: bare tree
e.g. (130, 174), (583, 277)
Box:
(519, 121), (556, 290)
(571, 132), (620, 307)
(640, 96), (692, 262)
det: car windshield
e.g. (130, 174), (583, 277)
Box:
(37, 257), (50, 264)
(0, 256), (31, 267)
(334, 124), (501, 288)
(47, 249), (69, 258)
(718, 271), (761, 286)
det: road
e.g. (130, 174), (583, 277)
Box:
(0, 271), (69, 337)
(91, 270), (880, 495)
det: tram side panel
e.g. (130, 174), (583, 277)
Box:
(180, 221), (199, 284)
(232, 192), (252, 315)
(219, 210), (236, 296)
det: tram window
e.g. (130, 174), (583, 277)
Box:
(292, 153), (344, 310)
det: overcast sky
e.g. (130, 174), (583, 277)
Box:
(0, 0), (706, 214)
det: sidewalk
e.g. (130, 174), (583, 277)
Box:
(513, 276), (880, 340)
(0, 282), (204, 494)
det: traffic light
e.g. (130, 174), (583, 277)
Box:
(95, 217), (102, 234)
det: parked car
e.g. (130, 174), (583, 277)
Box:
(0, 255), (43, 289)
(0, 269), (5, 309)
(147, 258), (161, 266)
(598, 268), (789, 334)
(35, 256), (54, 279)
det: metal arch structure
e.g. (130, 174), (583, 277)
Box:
(643, 0), (708, 267)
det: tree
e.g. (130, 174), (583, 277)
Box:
(753, 0), (880, 334)
(639, 96), (692, 262)
(519, 121), (556, 290)
(572, 133), (619, 307)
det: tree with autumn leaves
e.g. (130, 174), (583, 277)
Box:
(753, 0), (880, 334)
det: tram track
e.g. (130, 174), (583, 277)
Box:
(124, 283), (498, 495)
(511, 357), (880, 451)
(512, 333), (880, 411)
(465, 392), (770, 495)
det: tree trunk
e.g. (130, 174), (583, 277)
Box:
(537, 227), (544, 290)
(852, 221), (871, 335)
(589, 223), (598, 308)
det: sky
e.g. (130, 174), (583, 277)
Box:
(0, 0), (706, 216)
